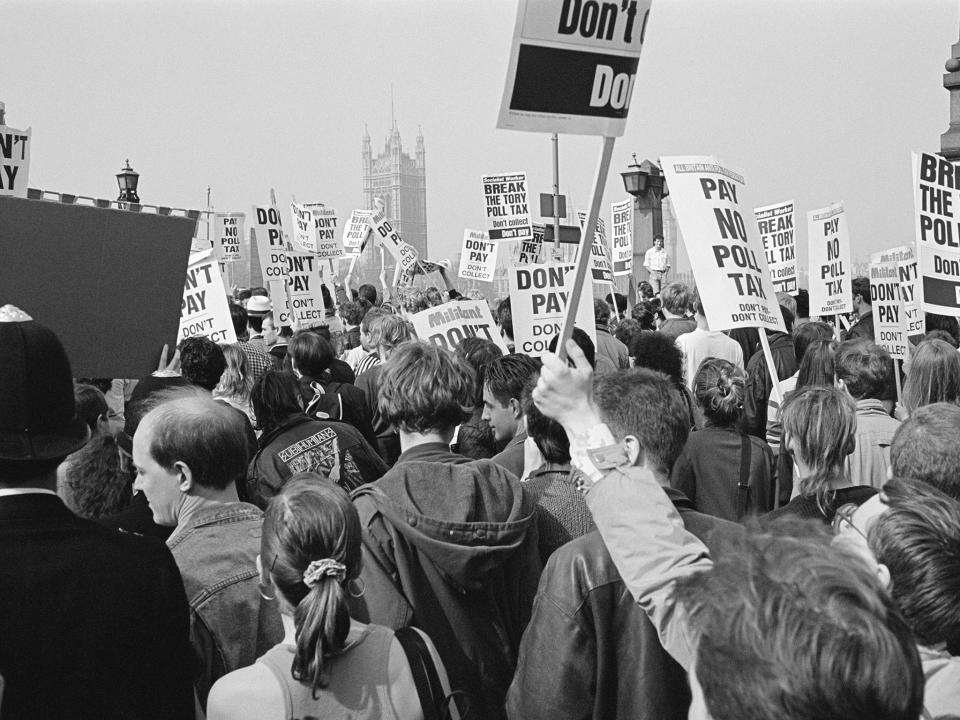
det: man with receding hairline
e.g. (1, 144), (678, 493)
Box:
(133, 390), (282, 710)
(889, 402), (960, 500)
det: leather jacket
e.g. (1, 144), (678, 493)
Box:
(506, 488), (742, 720)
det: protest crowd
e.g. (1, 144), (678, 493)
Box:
(4, 264), (960, 720)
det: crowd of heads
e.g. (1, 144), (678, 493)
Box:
(7, 264), (960, 720)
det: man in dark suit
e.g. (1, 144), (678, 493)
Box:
(0, 304), (195, 719)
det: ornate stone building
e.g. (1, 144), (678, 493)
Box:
(360, 123), (427, 282)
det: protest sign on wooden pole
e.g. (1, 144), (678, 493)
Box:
(807, 201), (853, 319)
(659, 155), (786, 401)
(913, 151), (960, 315)
(552, 133), (561, 256)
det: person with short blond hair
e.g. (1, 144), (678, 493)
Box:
(352, 341), (541, 720)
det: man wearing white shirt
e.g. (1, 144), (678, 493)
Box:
(643, 235), (670, 294)
(676, 288), (743, 389)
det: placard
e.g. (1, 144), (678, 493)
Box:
(660, 156), (785, 332)
(869, 249), (908, 359)
(311, 206), (341, 259)
(410, 299), (509, 354)
(268, 279), (292, 328)
(0, 125), (31, 197)
(286, 251), (326, 329)
(483, 172), (533, 241)
(892, 245), (924, 340)
(458, 229), (498, 282)
(343, 209), (372, 254)
(610, 199), (633, 276)
(754, 200), (797, 294)
(508, 261), (596, 357)
(253, 204), (288, 281)
(497, 0), (653, 136)
(913, 151), (960, 314)
(807, 201), (853, 317)
(212, 213), (245, 263)
(518, 223), (544, 264)
(178, 249), (237, 345)
(369, 198), (419, 273)
(290, 202), (318, 253)
(578, 211), (613, 283)
(0, 195), (194, 378)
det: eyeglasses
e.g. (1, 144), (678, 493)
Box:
(832, 502), (868, 540)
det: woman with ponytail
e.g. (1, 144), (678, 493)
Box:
(207, 473), (455, 720)
(670, 358), (776, 521)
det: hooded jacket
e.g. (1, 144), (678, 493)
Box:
(350, 442), (542, 720)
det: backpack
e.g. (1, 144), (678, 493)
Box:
(304, 380), (345, 422)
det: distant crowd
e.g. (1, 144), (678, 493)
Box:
(1, 267), (959, 720)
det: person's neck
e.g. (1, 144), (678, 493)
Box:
(399, 428), (455, 453)
(174, 487), (240, 533)
(695, 314), (709, 331)
(279, 609), (366, 646)
(663, 309), (683, 320)
(857, 304), (871, 320)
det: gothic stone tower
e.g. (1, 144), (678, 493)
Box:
(360, 123), (428, 282)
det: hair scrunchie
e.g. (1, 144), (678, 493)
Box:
(302, 558), (347, 588)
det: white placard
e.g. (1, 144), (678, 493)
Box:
(807, 201), (853, 317)
(518, 223), (544, 264)
(311, 206), (341, 259)
(483, 172), (532, 241)
(578, 211), (613, 283)
(343, 209), (372, 255)
(509, 261), (596, 357)
(286, 251), (326, 328)
(611, 199), (633, 276)
(458, 229), (499, 283)
(369, 198), (419, 273)
(253, 205), (288, 282)
(179, 249), (237, 344)
(0, 125), (31, 197)
(212, 213), (245, 263)
(410, 299), (509, 354)
(754, 200), (797, 294)
(291, 202), (318, 253)
(869, 249), (908, 359)
(497, 0), (653, 136)
(913, 151), (960, 314)
(660, 156), (785, 332)
(268, 279), (292, 328)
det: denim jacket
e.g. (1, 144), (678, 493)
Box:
(167, 502), (283, 708)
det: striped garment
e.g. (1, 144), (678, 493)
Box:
(354, 351), (381, 377)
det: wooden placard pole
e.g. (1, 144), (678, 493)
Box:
(552, 133), (562, 258)
(894, 359), (903, 405)
(609, 280), (620, 321)
(759, 330), (783, 406)
(557, 136), (616, 362)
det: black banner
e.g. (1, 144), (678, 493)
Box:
(510, 44), (639, 118)
(922, 275), (960, 309)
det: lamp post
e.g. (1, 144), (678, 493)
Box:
(621, 154), (668, 295)
(116, 159), (140, 205)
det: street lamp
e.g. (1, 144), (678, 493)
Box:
(620, 154), (668, 200)
(116, 160), (140, 204)
(621, 155), (670, 296)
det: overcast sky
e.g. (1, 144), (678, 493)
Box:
(5, 0), (958, 272)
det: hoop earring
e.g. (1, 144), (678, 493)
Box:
(347, 577), (365, 598)
(259, 582), (276, 602)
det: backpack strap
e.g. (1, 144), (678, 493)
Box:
(736, 434), (753, 520)
(394, 627), (447, 720)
